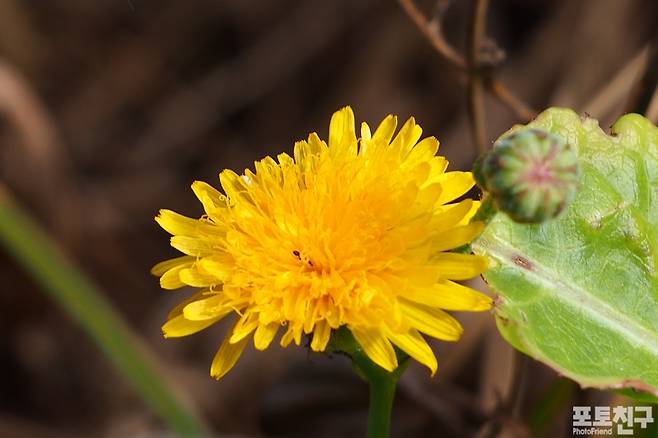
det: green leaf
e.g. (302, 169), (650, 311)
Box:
(472, 108), (658, 398)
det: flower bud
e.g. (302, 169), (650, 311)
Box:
(474, 128), (580, 223)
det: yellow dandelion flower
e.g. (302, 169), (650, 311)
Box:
(152, 106), (491, 379)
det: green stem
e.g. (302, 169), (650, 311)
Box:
(364, 363), (399, 438)
(0, 187), (209, 437)
(330, 327), (406, 438)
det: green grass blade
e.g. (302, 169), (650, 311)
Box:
(0, 187), (209, 437)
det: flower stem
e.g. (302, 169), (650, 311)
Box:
(330, 327), (407, 438)
(364, 364), (399, 438)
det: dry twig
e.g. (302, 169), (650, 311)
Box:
(580, 47), (649, 119)
(466, 0), (489, 153)
(399, 369), (467, 435)
(397, 0), (465, 69)
(396, 0), (536, 128)
(0, 60), (79, 238)
(625, 32), (658, 116)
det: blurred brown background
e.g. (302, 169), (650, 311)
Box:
(1, 1), (657, 437)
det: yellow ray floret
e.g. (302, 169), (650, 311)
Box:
(153, 106), (491, 379)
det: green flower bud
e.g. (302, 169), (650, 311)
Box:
(474, 128), (580, 223)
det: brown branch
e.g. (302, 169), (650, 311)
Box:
(647, 88), (658, 123)
(396, 0), (537, 124)
(397, 0), (466, 69)
(398, 370), (466, 435)
(0, 60), (61, 169)
(466, 0), (489, 153)
(507, 352), (529, 417)
(625, 31), (658, 115)
(580, 46), (649, 117)
(487, 78), (536, 122)
(0, 60), (80, 239)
